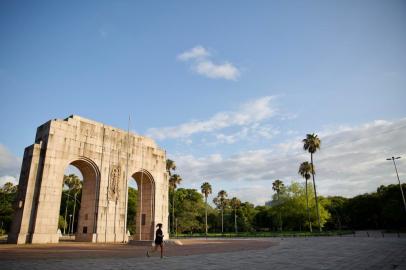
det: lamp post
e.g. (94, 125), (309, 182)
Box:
(69, 214), (73, 235)
(386, 156), (406, 213)
(63, 191), (70, 235)
(71, 192), (77, 235)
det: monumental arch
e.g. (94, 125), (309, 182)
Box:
(8, 115), (169, 244)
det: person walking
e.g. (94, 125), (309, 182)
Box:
(147, 223), (164, 258)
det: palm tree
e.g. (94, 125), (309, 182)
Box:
(70, 176), (82, 234)
(200, 182), (212, 236)
(1, 182), (17, 209)
(169, 174), (182, 235)
(166, 159), (176, 177)
(213, 190), (228, 234)
(166, 159), (176, 233)
(63, 174), (82, 234)
(298, 161), (314, 232)
(63, 175), (73, 234)
(230, 197), (241, 234)
(272, 179), (284, 231)
(1, 182), (17, 193)
(303, 133), (322, 231)
(272, 180), (284, 201)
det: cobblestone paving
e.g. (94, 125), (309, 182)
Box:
(2, 237), (406, 270)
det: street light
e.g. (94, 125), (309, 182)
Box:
(69, 214), (73, 235)
(386, 156), (406, 213)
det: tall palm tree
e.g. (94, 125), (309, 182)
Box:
(298, 161), (314, 232)
(272, 179), (284, 231)
(200, 182), (212, 236)
(63, 174), (82, 234)
(169, 174), (182, 235)
(70, 177), (82, 234)
(166, 159), (176, 233)
(213, 190), (228, 234)
(230, 197), (241, 234)
(166, 159), (176, 177)
(303, 133), (322, 231)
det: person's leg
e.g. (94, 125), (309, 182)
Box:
(160, 243), (163, 258)
(152, 244), (158, 253)
(147, 244), (158, 257)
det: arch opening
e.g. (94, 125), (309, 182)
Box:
(58, 158), (100, 242)
(127, 170), (155, 241)
(126, 178), (138, 238)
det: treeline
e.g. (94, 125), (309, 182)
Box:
(164, 183), (406, 233)
(340, 184), (406, 230)
(0, 181), (405, 235)
(165, 182), (406, 234)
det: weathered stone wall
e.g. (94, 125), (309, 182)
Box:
(9, 115), (169, 244)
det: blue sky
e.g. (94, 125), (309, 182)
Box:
(1, 1), (405, 204)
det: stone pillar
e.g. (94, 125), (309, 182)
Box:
(8, 143), (43, 244)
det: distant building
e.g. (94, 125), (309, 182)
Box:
(265, 200), (274, 206)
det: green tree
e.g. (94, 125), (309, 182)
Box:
(343, 184), (406, 230)
(127, 187), (138, 235)
(174, 188), (206, 233)
(323, 196), (348, 230)
(0, 182), (18, 234)
(166, 159), (176, 177)
(2, 182), (17, 193)
(58, 215), (67, 231)
(63, 174), (82, 234)
(200, 182), (212, 235)
(169, 174), (182, 234)
(166, 159), (176, 233)
(377, 184), (406, 229)
(230, 197), (241, 233)
(237, 202), (257, 232)
(270, 182), (329, 231)
(213, 190), (228, 233)
(298, 161), (314, 232)
(303, 133), (322, 231)
(253, 205), (273, 230)
(272, 179), (284, 231)
(345, 193), (380, 229)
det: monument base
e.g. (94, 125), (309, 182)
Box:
(31, 233), (59, 244)
(75, 233), (98, 242)
(7, 233), (30, 244)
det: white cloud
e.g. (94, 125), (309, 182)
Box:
(0, 175), (18, 187)
(194, 60), (240, 80)
(0, 144), (20, 187)
(177, 46), (210, 61)
(231, 185), (272, 206)
(171, 118), (406, 205)
(0, 144), (20, 175)
(214, 124), (279, 145)
(177, 45), (240, 80)
(147, 96), (277, 140)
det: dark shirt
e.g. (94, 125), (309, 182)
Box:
(155, 228), (163, 244)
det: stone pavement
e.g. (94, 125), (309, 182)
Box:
(1, 237), (406, 270)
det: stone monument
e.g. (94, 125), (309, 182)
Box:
(8, 115), (169, 244)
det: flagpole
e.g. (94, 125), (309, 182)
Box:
(123, 115), (130, 242)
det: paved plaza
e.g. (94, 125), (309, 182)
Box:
(1, 236), (406, 269)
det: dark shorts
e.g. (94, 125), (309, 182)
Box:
(155, 239), (163, 245)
